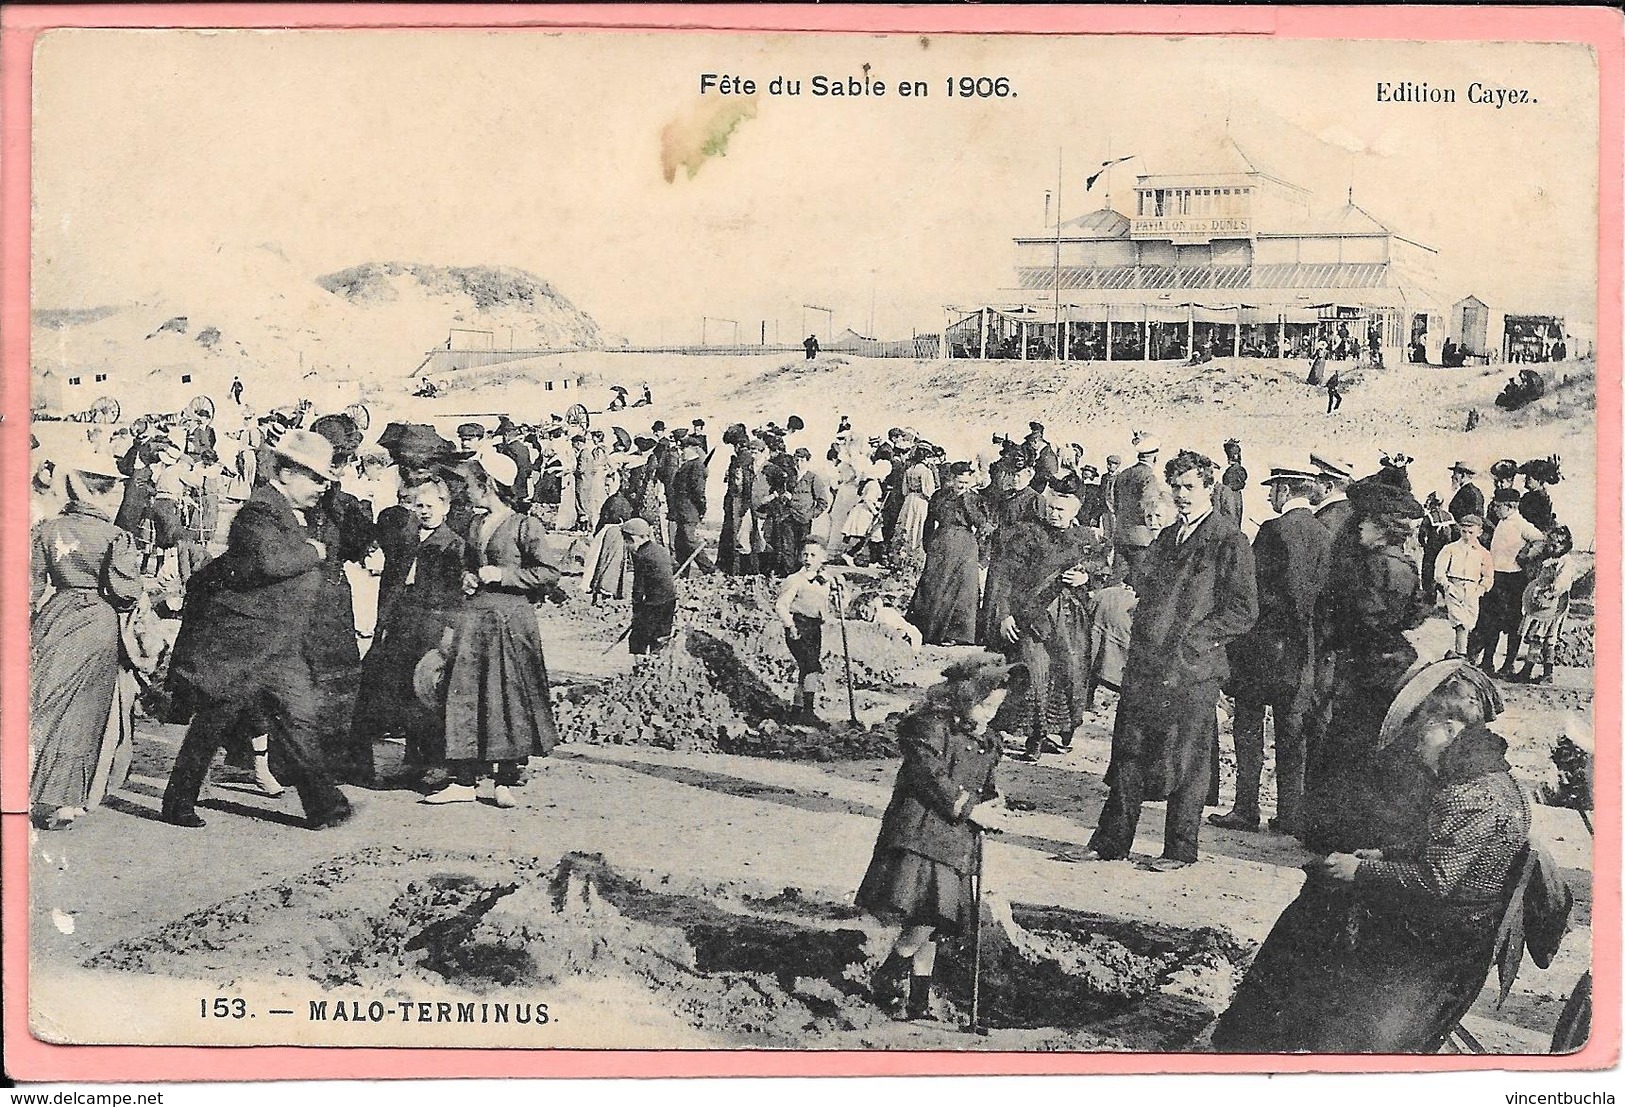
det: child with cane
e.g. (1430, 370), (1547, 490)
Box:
(856, 654), (1020, 1021)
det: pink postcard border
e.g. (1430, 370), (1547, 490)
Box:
(1, 3), (1619, 1082)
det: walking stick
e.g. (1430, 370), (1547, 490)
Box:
(966, 827), (989, 1036)
(833, 576), (859, 724)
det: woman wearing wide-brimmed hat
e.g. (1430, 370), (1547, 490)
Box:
(1302, 474), (1430, 852)
(857, 654), (1018, 1020)
(1213, 660), (1532, 1053)
(30, 442), (147, 830)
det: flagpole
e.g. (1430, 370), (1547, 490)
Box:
(1053, 147), (1063, 362)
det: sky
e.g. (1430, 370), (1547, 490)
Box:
(31, 30), (1602, 344)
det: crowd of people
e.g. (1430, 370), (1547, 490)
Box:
(25, 380), (1583, 1052)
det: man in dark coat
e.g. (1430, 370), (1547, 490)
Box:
(718, 424), (762, 576)
(1111, 438), (1162, 586)
(162, 430), (354, 829)
(668, 436), (715, 576)
(1022, 421), (1061, 494)
(624, 518), (677, 655)
(1211, 468), (1329, 836)
(1447, 462), (1485, 523)
(303, 416), (378, 784)
(1085, 450), (1258, 869)
(982, 486), (1109, 760)
(495, 417), (534, 509)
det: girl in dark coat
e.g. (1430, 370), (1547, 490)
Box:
(1213, 661), (1529, 1053)
(906, 462), (988, 645)
(857, 655), (1019, 1019)
(351, 474), (466, 775)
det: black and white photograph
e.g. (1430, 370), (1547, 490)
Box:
(16, 24), (1608, 1062)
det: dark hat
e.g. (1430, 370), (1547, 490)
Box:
(310, 413), (363, 458)
(1005, 444), (1037, 471)
(1223, 437), (1241, 449)
(1029, 421), (1045, 434)
(457, 422), (487, 440)
(1518, 457), (1563, 485)
(792, 446), (812, 461)
(786, 415), (805, 433)
(497, 415), (520, 435)
(1493, 487), (1523, 505)
(1490, 458), (1520, 480)
(633, 435), (657, 452)
(924, 652), (1025, 713)
(383, 423), (456, 465)
(948, 460), (975, 476)
(651, 420), (666, 433)
(1079, 464), (1100, 480)
(722, 423), (750, 448)
(1347, 475), (1423, 519)
(1448, 461), (1477, 476)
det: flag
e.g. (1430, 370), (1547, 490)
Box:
(1085, 155), (1135, 191)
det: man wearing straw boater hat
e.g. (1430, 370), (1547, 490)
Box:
(162, 428), (355, 830)
(1110, 434), (1162, 587)
(1211, 466), (1329, 838)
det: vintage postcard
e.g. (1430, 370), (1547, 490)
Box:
(2, 4), (1619, 1083)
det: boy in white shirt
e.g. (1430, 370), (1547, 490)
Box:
(1433, 513), (1495, 659)
(775, 538), (842, 726)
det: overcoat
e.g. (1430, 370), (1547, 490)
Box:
(1228, 507), (1330, 707)
(1111, 460), (1160, 550)
(668, 458), (708, 524)
(1448, 481), (1486, 524)
(168, 482), (324, 706)
(863, 708), (998, 868)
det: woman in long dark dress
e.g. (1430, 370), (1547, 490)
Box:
(1213, 661), (1529, 1053)
(857, 655), (1019, 1020)
(906, 462), (988, 646)
(425, 453), (563, 809)
(31, 447), (145, 830)
(587, 473), (635, 602)
(1303, 476), (1431, 853)
(351, 473), (466, 776)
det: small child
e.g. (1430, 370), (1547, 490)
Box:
(355, 474), (467, 777)
(1434, 513), (1495, 658)
(776, 537), (840, 726)
(623, 517), (676, 657)
(838, 479), (885, 565)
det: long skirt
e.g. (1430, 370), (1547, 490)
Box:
(856, 847), (974, 937)
(639, 482), (668, 546)
(893, 495), (930, 561)
(1212, 879), (1503, 1053)
(989, 597), (1092, 740)
(588, 525), (633, 600)
(30, 590), (122, 810)
(352, 594), (457, 767)
(442, 590), (558, 764)
(906, 525), (981, 645)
